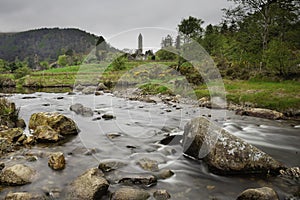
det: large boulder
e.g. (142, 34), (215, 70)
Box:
(182, 117), (285, 174)
(111, 187), (150, 200)
(236, 187), (279, 200)
(65, 168), (109, 200)
(29, 112), (79, 136)
(0, 164), (36, 185)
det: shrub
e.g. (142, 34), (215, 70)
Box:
(14, 66), (31, 79)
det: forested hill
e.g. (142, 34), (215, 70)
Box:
(0, 28), (103, 62)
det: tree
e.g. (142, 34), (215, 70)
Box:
(178, 16), (204, 43)
(265, 39), (299, 76)
(57, 55), (68, 67)
(155, 49), (177, 61)
(14, 65), (31, 79)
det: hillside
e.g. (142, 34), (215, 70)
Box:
(0, 28), (106, 63)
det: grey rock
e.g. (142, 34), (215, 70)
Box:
(0, 164), (36, 185)
(111, 187), (150, 200)
(66, 168), (109, 200)
(236, 187), (279, 200)
(182, 117), (285, 174)
(70, 103), (93, 117)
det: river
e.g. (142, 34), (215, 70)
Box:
(0, 91), (299, 199)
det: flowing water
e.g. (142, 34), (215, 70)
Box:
(0, 92), (299, 199)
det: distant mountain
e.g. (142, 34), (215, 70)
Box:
(0, 28), (110, 63)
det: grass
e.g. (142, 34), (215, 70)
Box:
(194, 79), (300, 112)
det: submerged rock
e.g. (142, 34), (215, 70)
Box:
(118, 175), (157, 187)
(4, 192), (46, 200)
(155, 169), (174, 180)
(102, 114), (115, 120)
(29, 112), (79, 136)
(111, 187), (150, 200)
(48, 152), (66, 170)
(70, 103), (93, 117)
(182, 117), (285, 174)
(98, 159), (127, 172)
(236, 187), (279, 200)
(65, 168), (109, 200)
(0, 164), (36, 186)
(137, 158), (159, 172)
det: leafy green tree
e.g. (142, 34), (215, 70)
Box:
(265, 39), (299, 76)
(40, 61), (49, 70)
(155, 49), (177, 61)
(57, 55), (68, 67)
(14, 65), (31, 79)
(178, 16), (204, 43)
(0, 59), (9, 72)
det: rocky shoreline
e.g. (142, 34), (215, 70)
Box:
(0, 89), (299, 199)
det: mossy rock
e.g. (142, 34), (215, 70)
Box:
(29, 112), (79, 136)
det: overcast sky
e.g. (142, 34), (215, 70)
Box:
(0, 0), (233, 51)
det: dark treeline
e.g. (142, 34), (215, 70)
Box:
(159, 0), (300, 80)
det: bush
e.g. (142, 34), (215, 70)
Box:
(14, 66), (31, 79)
(111, 56), (127, 71)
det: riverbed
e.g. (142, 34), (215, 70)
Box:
(0, 91), (299, 199)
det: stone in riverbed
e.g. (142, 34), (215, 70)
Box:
(137, 158), (159, 172)
(153, 189), (171, 200)
(29, 112), (79, 136)
(82, 86), (97, 95)
(111, 187), (150, 200)
(182, 117), (285, 175)
(48, 152), (66, 170)
(98, 159), (127, 172)
(70, 103), (93, 117)
(0, 164), (36, 186)
(4, 192), (46, 200)
(0, 127), (24, 143)
(118, 175), (157, 187)
(236, 187), (279, 200)
(65, 168), (109, 200)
